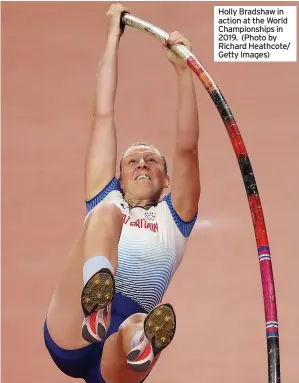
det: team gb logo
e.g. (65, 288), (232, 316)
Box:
(144, 211), (156, 222)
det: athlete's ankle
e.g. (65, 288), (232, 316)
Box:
(126, 331), (154, 372)
(83, 255), (115, 286)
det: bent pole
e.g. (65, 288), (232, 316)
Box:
(121, 11), (281, 383)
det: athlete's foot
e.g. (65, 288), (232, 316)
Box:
(127, 303), (176, 372)
(81, 268), (115, 343)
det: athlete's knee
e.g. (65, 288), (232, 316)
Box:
(118, 313), (147, 356)
(85, 201), (123, 227)
(119, 313), (146, 335)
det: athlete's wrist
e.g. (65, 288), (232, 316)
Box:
(175, 66), (192, 78)
(106, 31), (121, 47)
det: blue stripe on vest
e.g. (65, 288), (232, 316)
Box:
(85, 178), (122, 214)
(163, 193), (197, 237)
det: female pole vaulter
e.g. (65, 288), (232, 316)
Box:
(44, 4), (201, 383)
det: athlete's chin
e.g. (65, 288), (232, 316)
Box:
(132, 184), (162, 201)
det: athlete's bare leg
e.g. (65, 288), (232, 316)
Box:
(101, 314), (161, 383)
(46, 201), (123, 349)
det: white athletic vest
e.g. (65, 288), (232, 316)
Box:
(86, 178), (197, 313)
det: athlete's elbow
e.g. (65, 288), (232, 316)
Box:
(91, 114), (115, 132)
(92, 108), (114, 120)
(175, 143), (198, 158)
(176, 132), (199, 152)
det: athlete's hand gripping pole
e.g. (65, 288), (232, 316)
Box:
(120, 11), (281, 383)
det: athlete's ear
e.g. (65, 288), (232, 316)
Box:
(118, 174), (124, 189)
(164, 175), (170, 188)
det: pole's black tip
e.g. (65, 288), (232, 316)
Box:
(120, 11), (129, 33)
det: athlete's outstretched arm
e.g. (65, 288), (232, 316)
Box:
(165, 32), (201, 221)
(85, 4), (129, 200)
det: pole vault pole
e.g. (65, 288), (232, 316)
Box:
(120, 12), (280, 383)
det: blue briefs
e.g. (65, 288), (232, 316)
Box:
(44, 293), (148, 383)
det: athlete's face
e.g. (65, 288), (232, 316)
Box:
(120, 146), (169, 201)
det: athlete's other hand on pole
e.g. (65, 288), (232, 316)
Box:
(163, 31), (192, 72)
(106, 3), (129, 39)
